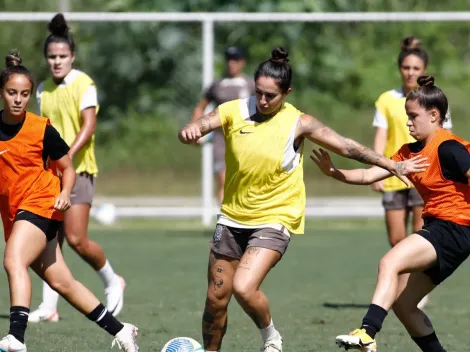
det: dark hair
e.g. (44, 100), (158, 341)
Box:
(254, 47), (292, 93)
(398, 36), (429, 68)
(43, 13), (76, 57)
(406, 75), (448, 123)
(0, 50), (34, 90)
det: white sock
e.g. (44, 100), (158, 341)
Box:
(42, 281), (59, 311)
(260, 319), (279, 343)
(98, 260), (119, 288)
(205, 350), (220, 352)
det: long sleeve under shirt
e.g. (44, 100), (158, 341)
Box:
(0, 117), (70, 167)
(410, 139), (470, 183)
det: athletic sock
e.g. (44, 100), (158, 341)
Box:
(42, 282), (59, 311)
(9, 306), (29, 344)
(260, 319), (279, 343)
(361, 304), (388, 339)
(98, 260), (119, 288)
(412, 332), (446, 352)
(86, 303), (124, 336)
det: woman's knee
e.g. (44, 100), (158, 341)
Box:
(387, 226), (406, 246)
(3, 254), (26, 276)
(378, 255), (401, 277)
(46, 275), (75, 295)
(232, 279), (256, 303)
(392, 299), (411, 318)
(206, 288), (231, 311)
(66, 232), (88, 252)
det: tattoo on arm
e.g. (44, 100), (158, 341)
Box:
(301, 116), (388, 168)
(197, 111), (215, 134)
(395, 161), (405, 176)
(340, 137), (386, 167)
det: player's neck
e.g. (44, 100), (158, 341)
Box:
(422, 128), (441, 145)
(1, 111), (25, 125)
(254, 104), (283, 122)
(52, 68), (73, 85)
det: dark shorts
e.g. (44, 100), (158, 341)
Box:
(71, 172), (95, 206)
(209, 224), (290, 260)
(382, 188), (424, 210)
(212, 129), (225, 174)
(416, 217), (470, 285)
(15, 210), (61, 242)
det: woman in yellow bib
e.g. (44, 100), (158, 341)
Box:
(179, 47), (424, 352)
(29, 14), (125, 323)
(370, 36), (452, 309)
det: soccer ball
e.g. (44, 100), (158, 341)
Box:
(93, 203), (117, 225)
(161, 337), (203, 352)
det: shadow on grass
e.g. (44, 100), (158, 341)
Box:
(323, 302), (369, 309)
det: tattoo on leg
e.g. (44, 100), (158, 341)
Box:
(239, 247), (260, 270)
(208, 252), (222, 283)
(213, 278), (224, 291)
(203, 311), (228, 332)
(203, 311), (215, 326)
(202, 309), (228, 348)
(203, 333), (214, 348)
(211, 265), (225, 292)
(423, 314), (433, 328)
(247, 247), (261, 256)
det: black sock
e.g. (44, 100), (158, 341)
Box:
(412, 332), (446, 352)
(86, 303), (124, 336)
(8, 306), (29, 344)
(360, 304), (388, 339)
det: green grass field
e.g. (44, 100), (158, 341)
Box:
(0, 219), (468, 351)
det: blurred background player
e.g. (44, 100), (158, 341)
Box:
(0, 50), (138, 352)
(190, 46), (255, 204)
(179, 47), (421, 352)
(29, 13), (125, 323)
(369, 36), (452, 309)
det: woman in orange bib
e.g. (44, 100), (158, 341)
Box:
(0, 50), (139, 352)
(313, 76), (465, 352)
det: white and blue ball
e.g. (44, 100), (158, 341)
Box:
(161, 337), (203, 352)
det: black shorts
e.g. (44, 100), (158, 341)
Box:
(15, 210), (61, 242)
(416, 217), (470, 285)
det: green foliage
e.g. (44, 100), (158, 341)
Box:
(1, 0), (470, 194)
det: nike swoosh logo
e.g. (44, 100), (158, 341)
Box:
(240, 129), (253, 134)
(0, 149), (8, 155)
(258, 236), (273, 240)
